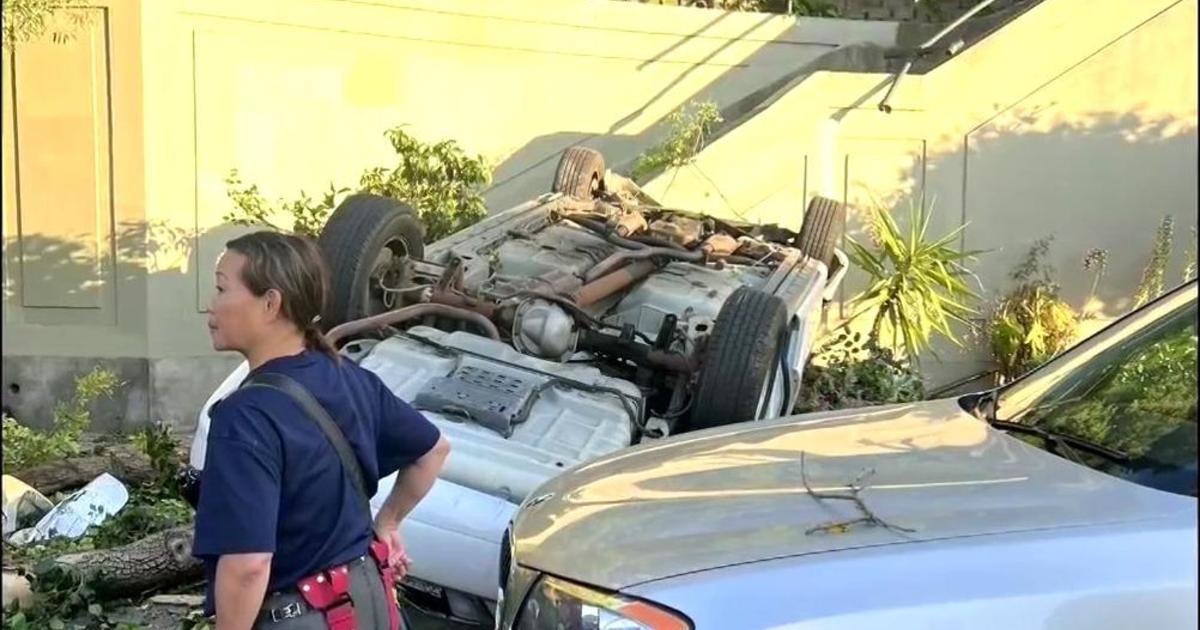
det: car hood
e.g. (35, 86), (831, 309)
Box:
(511, 399), (1189, 591)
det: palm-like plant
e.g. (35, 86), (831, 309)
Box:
(847, 199), (982, 362)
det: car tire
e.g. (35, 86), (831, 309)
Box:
(686, 286), (789, 431)
(796, 196), (845, 270)
(552, 146), (606, 200)
(317, 194), (425, 327)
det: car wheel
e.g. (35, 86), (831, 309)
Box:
(318, 194), (425, 327)
(796, 196), (845, 270)
(552, 146), (606, 200)
(685, 286), (789, 431)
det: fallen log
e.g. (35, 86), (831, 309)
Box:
(42, 525), (203, 599)
(10, 445), (158, 495)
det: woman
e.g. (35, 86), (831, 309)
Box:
(194, 231), (449, 629)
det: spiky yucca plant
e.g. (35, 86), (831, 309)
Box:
(847, 200), (981, 363)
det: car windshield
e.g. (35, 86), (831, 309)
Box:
(999, 297), (1197, 497)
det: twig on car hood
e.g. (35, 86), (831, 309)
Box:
(799, 451), (915, 536)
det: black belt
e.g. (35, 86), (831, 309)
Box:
(259, 598), (310, 623)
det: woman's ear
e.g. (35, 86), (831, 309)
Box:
(264, 288), (283, 318)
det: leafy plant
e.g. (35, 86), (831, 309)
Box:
(2, 367), (122, 471)
(1, 0), (91, 49)
(989, 285), (1077, 382)
(357, 127), (491, 242)
(225, 126), (491, 242)
(129, 421), (183, 490)
(1134, 215), (1175, 307)
(796, 333), (924, 413)
(788, 0), (839, 16)
(846, 199), (980, 362)
(3, 560), (141, 630)
(985, 237), (1078, 383)
(1081, 247), (1108, 318)
(1183, 226), (1196, 283)
(631, 100), (723, 182)
(224, 173), (345, 238)
(90, 490), (192, 550)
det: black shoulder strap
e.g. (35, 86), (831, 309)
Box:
(241, 372), (372, 519)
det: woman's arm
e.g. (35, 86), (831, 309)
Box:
(215, 552), (273, 630)
(374, 435), (450, 535)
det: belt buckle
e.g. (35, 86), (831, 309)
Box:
(271, 601), (304, 622)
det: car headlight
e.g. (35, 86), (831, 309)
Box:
(514, 574), (690, 630)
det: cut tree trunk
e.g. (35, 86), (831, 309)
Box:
(45, 526), (202, 598)
(11, 445), (157, 495)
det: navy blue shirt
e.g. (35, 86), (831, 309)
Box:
(192, 350), (439, 615)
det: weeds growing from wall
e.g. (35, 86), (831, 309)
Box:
(631, 101), (723, 183)
(1134, 215), (1175, 308)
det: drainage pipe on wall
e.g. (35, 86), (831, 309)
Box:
(878, 0), (999, 113)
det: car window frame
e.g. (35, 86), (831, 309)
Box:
(995, 281), (1198, 421)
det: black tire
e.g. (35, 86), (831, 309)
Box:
(317, 194), (425, 327)
(796, 196), (845, 269)
(552, 146), (606, 199)
(686, 287), (789, 431)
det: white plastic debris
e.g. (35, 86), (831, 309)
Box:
(1, 475), (54, 537)
(21, 473), (128, 544)
(7, 528), (40, 546)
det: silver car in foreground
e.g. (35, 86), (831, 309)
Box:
(498, 280), (1198, 629)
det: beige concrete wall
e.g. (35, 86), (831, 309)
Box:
(643, 0), (1198, 381)
(6, 0), (1192, 393)
(2, 0), (899, 361)
(2, 0), (148, 357)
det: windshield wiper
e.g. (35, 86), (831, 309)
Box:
(989, 419), (1130, 464)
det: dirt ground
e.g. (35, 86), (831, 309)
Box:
(105, 602), (477, 629)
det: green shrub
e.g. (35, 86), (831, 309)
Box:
(225, 126), (491, 243)
(631, 100), (723, 183)
(797, 333), (924, 413)
(2, 0), (91, 49)
(2, 420), (189, 629)
(358, 127), (491, 242)
(1134, 215), (1175, 307)
(847, 199), (981, 362)
(985, 237), (1078, 383)
(1182, 226), (1196, 283)
(128, 421), (182, 490)
(2, 367), (122, 471)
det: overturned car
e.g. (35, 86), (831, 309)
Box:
(189, 146), (847, 619)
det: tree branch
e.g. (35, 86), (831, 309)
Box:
(799, 451), (915, 536)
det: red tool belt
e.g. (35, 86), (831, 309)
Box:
(293, 543), (401, 630)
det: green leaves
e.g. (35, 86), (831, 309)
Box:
(796, 337), (925, 413)
(1134, 215), (1175, 307)
(362, 126), (491, 242)
(224, 126), (492, 242)
(3, 367), (122, 471)
(631, 101), (723, 182)
(986, 240), (1079, 382)
(847, 199), (981, 363)
(1183, 226), (1197, 284)
(2, 0), (90, 50)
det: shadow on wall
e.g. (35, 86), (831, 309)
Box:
(480, 12), (856, 212)
(2, 221), (248, 432)
(849, 106), (1200, 382)
(946, 108), (1195, 318)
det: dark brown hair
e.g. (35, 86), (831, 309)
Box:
(225, 231), (338, 357)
